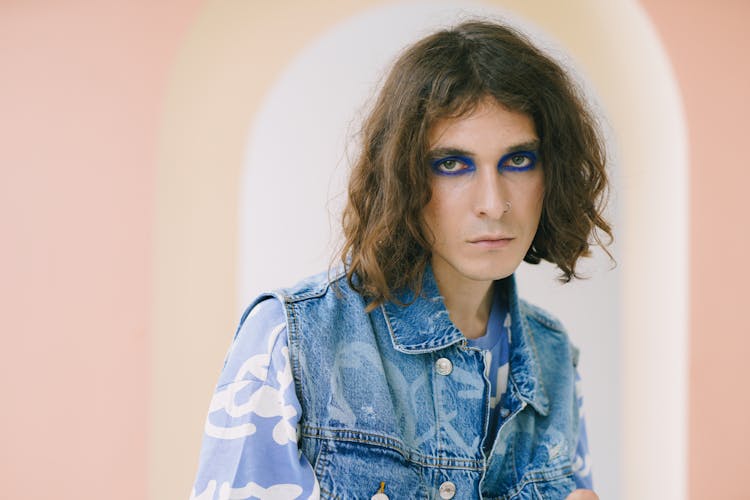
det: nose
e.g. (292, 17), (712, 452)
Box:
(472, 171), (509, 219)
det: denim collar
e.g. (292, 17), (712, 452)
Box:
(380, 264), (549, 415)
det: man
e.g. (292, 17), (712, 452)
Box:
(192, 20), (611, 500)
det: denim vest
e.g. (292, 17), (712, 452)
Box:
(251, 265), (580, 499)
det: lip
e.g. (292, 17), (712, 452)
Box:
(469, 236), (514, 248)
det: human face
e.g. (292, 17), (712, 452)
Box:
(423, 98), (544, 289)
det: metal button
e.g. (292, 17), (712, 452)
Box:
(435, 357), (453, 376)
(439, 481), (456, 499)
(371, 481), (388, 500)
(500, 408), (510, 418)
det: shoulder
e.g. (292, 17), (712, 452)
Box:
(219, 296), (289, 387)
(275, 266), (349, 303)
(518, 298), (580, 367)
(234, 294), (287, 343)
(270, 266), (370, 330)
(519, 298), (566, 333)
(235, 266), (349, 325)
(234, 266), (360, 345)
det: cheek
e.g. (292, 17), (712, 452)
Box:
(422, 187), (461, 240)
(520, 174), (545, 215)
(422, 200), (444, 239)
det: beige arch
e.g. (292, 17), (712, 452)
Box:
(151, 1), (687, 499)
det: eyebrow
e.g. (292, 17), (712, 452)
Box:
(427, 140), (540, 159)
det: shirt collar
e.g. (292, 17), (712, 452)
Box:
(380, 263), (549, 415)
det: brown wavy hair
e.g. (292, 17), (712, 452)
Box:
(339, 20), (613, 311)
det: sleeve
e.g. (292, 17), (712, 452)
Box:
(190, 298), (321, 500)
(571, 368), (594, 490)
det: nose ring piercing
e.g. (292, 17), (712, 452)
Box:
(504, 201), (512, 213)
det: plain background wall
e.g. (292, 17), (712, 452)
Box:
(640, 2), (750, 498)
(0, 2), (203, 498)
(1, 1), (748, 499)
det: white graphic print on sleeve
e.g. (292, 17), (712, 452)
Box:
(191, 298), (320, 500)
(205, 320), (297, 442)
(190, 479), (304, 500)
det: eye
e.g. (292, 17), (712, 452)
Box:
(499, 151), (537, 172)
(437, 159), (464, 172)
(430, 156), (475, 176)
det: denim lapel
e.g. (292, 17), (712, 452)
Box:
(380, 264), (464, 354)
(504, 275), (549, 416)
(380, 264), (549, 415)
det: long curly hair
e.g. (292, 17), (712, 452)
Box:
(339, 20), (613, 311)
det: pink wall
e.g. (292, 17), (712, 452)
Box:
(0, 2), (202, 498)
(639, 1), (750, 498)
(1, 1), (749, 498)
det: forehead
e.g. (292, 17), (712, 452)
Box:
(428, 98), (537, 150)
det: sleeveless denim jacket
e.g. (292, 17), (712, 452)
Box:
(248, 264), (581, 499)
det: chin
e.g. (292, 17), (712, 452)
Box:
(457, 259), (518, 282)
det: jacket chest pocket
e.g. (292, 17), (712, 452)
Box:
(528, 473), (576, 499)
(315, 440), (429, 500)
(486, 471), (575, 500)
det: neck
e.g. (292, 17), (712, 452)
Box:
(430, 260), (495, 340)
